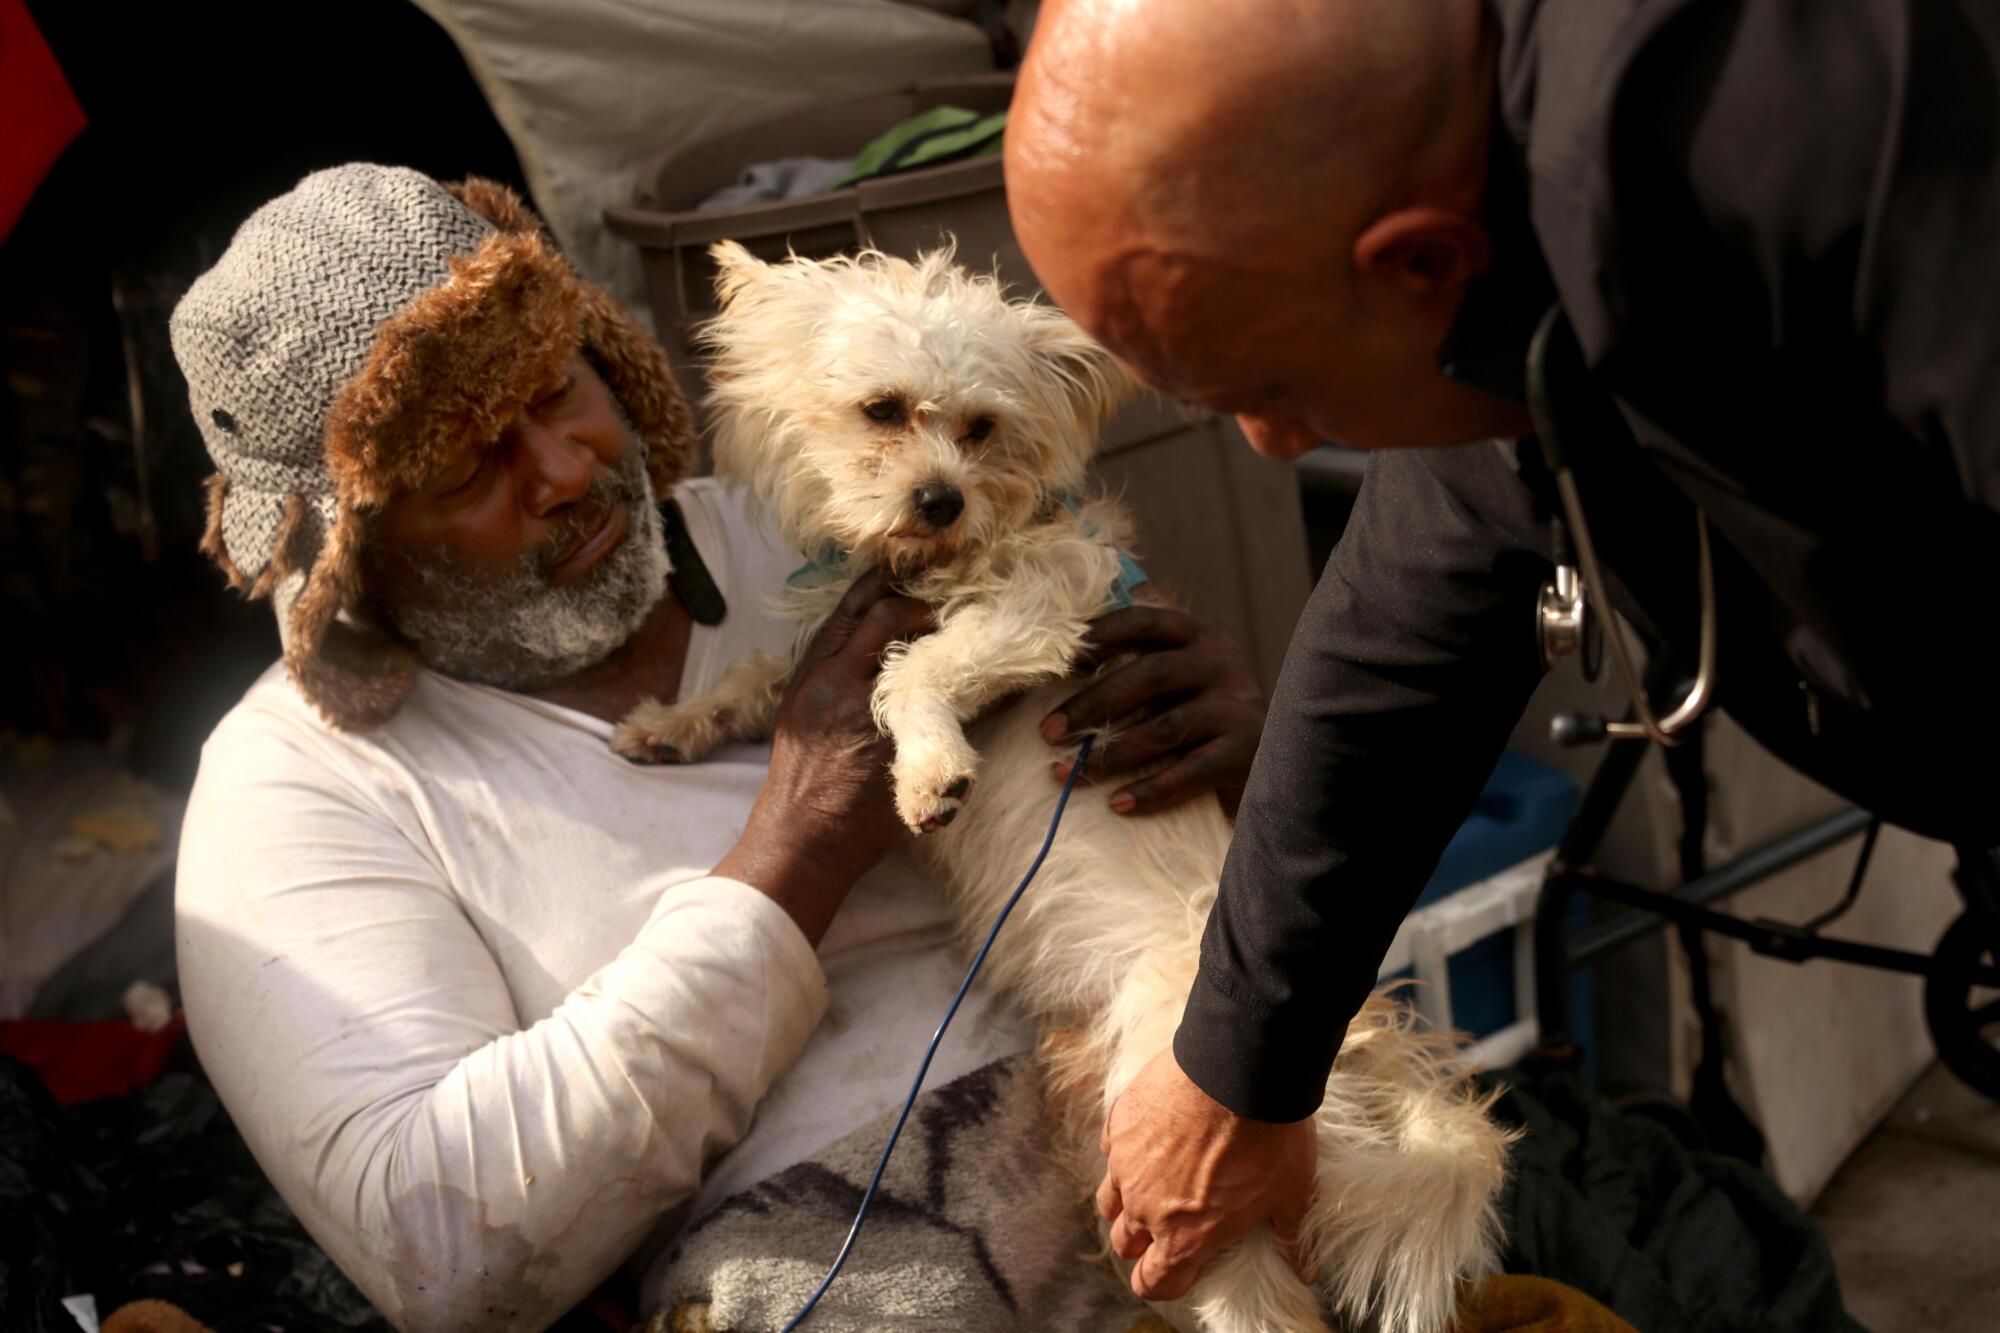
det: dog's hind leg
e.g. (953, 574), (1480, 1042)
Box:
(1298, 999), (1512, 1333)
(1092, 962), (1334, 1333)
(1097, 991), (1505, 1333)
(611, 651), (791, 764)
(1183, 1238), (1333, 1333)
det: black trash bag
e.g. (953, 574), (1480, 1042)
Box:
(0, 1053), (387, 1332)
(1488, 1066), (1868, 1333)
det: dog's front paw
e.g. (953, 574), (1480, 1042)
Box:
(893, 743), (977, 834)
(611, 699), (717, 766)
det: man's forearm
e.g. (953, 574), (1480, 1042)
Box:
(1173, 446), (1551, 1120)
(713, 808), (865, 946)
(182, 849), (829, 1333)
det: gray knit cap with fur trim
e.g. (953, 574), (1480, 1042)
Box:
(169, 163), (698, 731)
(171, 165), (495, 631)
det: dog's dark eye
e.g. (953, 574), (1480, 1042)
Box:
(963, 415), (995, 444)
(862, 398), (906, 425)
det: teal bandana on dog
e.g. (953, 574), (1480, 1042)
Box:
(1065, 494), (1151, 611)
(784, 543), (852, 592)
(784, 493), (1150, 610)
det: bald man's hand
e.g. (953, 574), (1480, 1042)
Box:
(1097, 1049), (1319, 1302)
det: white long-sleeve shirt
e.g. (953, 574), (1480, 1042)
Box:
(175, 478), (1031, 1330)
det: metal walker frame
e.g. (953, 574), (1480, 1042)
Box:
(1528, 672), (2000, 1109)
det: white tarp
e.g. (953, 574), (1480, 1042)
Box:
(409, 0), (994, 322)
(0, 745), (181, 1019)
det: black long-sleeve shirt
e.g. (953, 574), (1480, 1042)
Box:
(1176, 0), (2000, 1121)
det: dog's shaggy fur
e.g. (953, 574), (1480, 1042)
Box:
(616, 244), (1512, 1333)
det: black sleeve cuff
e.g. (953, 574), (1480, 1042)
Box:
(1173, 965), (1344, 1124)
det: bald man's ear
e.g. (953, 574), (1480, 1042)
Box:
(1352, 208), (1493, 298)
(709, 240), (769, 307)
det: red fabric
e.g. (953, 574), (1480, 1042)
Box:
(0, 0), (88, 244)
(0, 1013), (188, 1105)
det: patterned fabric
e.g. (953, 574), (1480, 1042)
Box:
(647, 1059), (1641, 1333)
(168, 165), (493, 626)
(648, 1057), (1144, 1333)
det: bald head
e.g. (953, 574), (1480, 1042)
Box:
(1006, 0), (1530, 451)
(1012, 0), (1458, 253)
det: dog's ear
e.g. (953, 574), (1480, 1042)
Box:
(709, 241), (768, 307)
(1025, 312), (1140, 431)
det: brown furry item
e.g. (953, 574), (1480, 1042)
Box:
(101, 1300), (215, 1333)
(248, 494), (308, 602)
(1456, 1275), (1638, 1332)
(197, 473), (246, 591)
(284, 502), (416, 732)
(322, 228), (582, 506)
(659, 1304), (716, 1333)
(264, 175), (698, 732)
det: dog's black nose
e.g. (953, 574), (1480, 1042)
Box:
(913, 483), (964, 530)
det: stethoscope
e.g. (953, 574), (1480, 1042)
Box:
(1525, 305), (1718, 746)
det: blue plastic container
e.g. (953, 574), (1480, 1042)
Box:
(1389, 752), (1592, 1065)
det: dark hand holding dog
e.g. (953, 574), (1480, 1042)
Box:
(1044, 605), (1266, 817)
(714, 569), (933, 943)
(718, 584), (1265, 945)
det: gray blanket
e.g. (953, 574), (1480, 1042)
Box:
(646, 1058), (1164, 1333)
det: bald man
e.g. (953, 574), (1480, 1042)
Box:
(1008, 0), (2000, 1306)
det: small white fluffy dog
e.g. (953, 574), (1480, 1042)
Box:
(614, 243), (1510, 1333)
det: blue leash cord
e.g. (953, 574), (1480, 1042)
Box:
(779, 733), (1096, 1331)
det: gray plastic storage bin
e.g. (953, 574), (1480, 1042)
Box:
(605, 75), (1022, 403)
(603, 75), (1311, 691)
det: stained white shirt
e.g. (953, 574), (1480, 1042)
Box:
(176, 478), (1031, 1331)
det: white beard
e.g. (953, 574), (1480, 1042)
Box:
(385, 455), (669, 692)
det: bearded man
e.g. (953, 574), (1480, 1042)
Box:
(170, 164), (1267, 1329)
